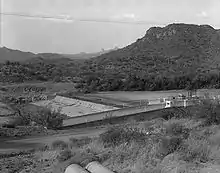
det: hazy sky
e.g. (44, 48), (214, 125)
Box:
(1, 0), (220, 54)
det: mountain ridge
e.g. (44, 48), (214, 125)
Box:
(89, 23), (220, 76)
(0, 47), (118, 63)
(74, 23), (220, 92)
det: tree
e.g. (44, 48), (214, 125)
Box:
(31, 107), (66, 129)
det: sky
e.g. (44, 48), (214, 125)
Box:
(1, 0), (220, 54)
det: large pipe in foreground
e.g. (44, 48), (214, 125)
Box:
(65, 164), (89, 173)
(85, 161), (114, 173)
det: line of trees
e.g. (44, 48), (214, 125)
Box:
(0, 60), (80, 83)
(2, 60), (220, 94)
(76, 72), (220, 93)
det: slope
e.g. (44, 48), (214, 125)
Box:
(90, 24), (220, 76)
(217, 29), (220, 36)
(78, 23), (220, 91)
(0, 47), (38, 63)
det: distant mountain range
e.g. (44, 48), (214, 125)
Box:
(0, 46), (118, 63)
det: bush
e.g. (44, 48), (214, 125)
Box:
(11, 106), (32, 126)
(165, 122), (190, 139)
(161, 110), (173, 120)
(159, 136), (182, 156)
(99, 125), (147, 147)
(162, 108), (192, 120)
(69, 137), (92, 148)
(179, 137), (211, 162)
(51, 140), (68, 150)
(57, 149), (73, 162)
(198, 99), (220, 125)
(6, 104), (65, 129)
(31, 107), (66, 129)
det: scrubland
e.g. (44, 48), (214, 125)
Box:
(2, 99), (220, 173)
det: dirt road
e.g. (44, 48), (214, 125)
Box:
(0, 126), (106, 153)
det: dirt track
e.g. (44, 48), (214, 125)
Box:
(0, 126), (106, 153)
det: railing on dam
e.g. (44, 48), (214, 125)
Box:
(62, 99), (198, 127)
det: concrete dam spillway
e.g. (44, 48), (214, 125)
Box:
(31, 95), (119, 118)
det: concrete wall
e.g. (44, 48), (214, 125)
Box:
(62, 99), (197, 127)
(63, 104), (165, 127)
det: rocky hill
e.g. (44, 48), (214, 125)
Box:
(90, 24), (220, 76)
(78, 24), (220, 92)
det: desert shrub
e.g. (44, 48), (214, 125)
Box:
(162, 108), (192, 120)
(81, 138), (109, 164)
(57, 149), (73, 162)
(165, 122), (190, 139)
(4, 103), (65, 129)
(51, 140), (68, 150)
(31, 107), (66, 129)
(161, 110), (174, 120)
(99, 125), (147, 147)
(69, 137), (92, 148)
(158, 136), (182, 156)
(179, 137), (211, 162)
(198, 99), (220, 125)
(12, 106), (32, 126)
(103, 138), (159, 172)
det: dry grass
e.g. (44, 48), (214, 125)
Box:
(51, 118), (220, 173)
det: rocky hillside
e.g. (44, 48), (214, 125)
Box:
(90, 24), (220, 76)
(77, 24), (220, 92)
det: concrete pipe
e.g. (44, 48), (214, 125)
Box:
(65, 164), (89, 173)
(85, 161), (114, 173)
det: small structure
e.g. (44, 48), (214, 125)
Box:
(165, 100), (173, 108)
(187, 89), (197, 98)
(183, 99), (187, 107)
